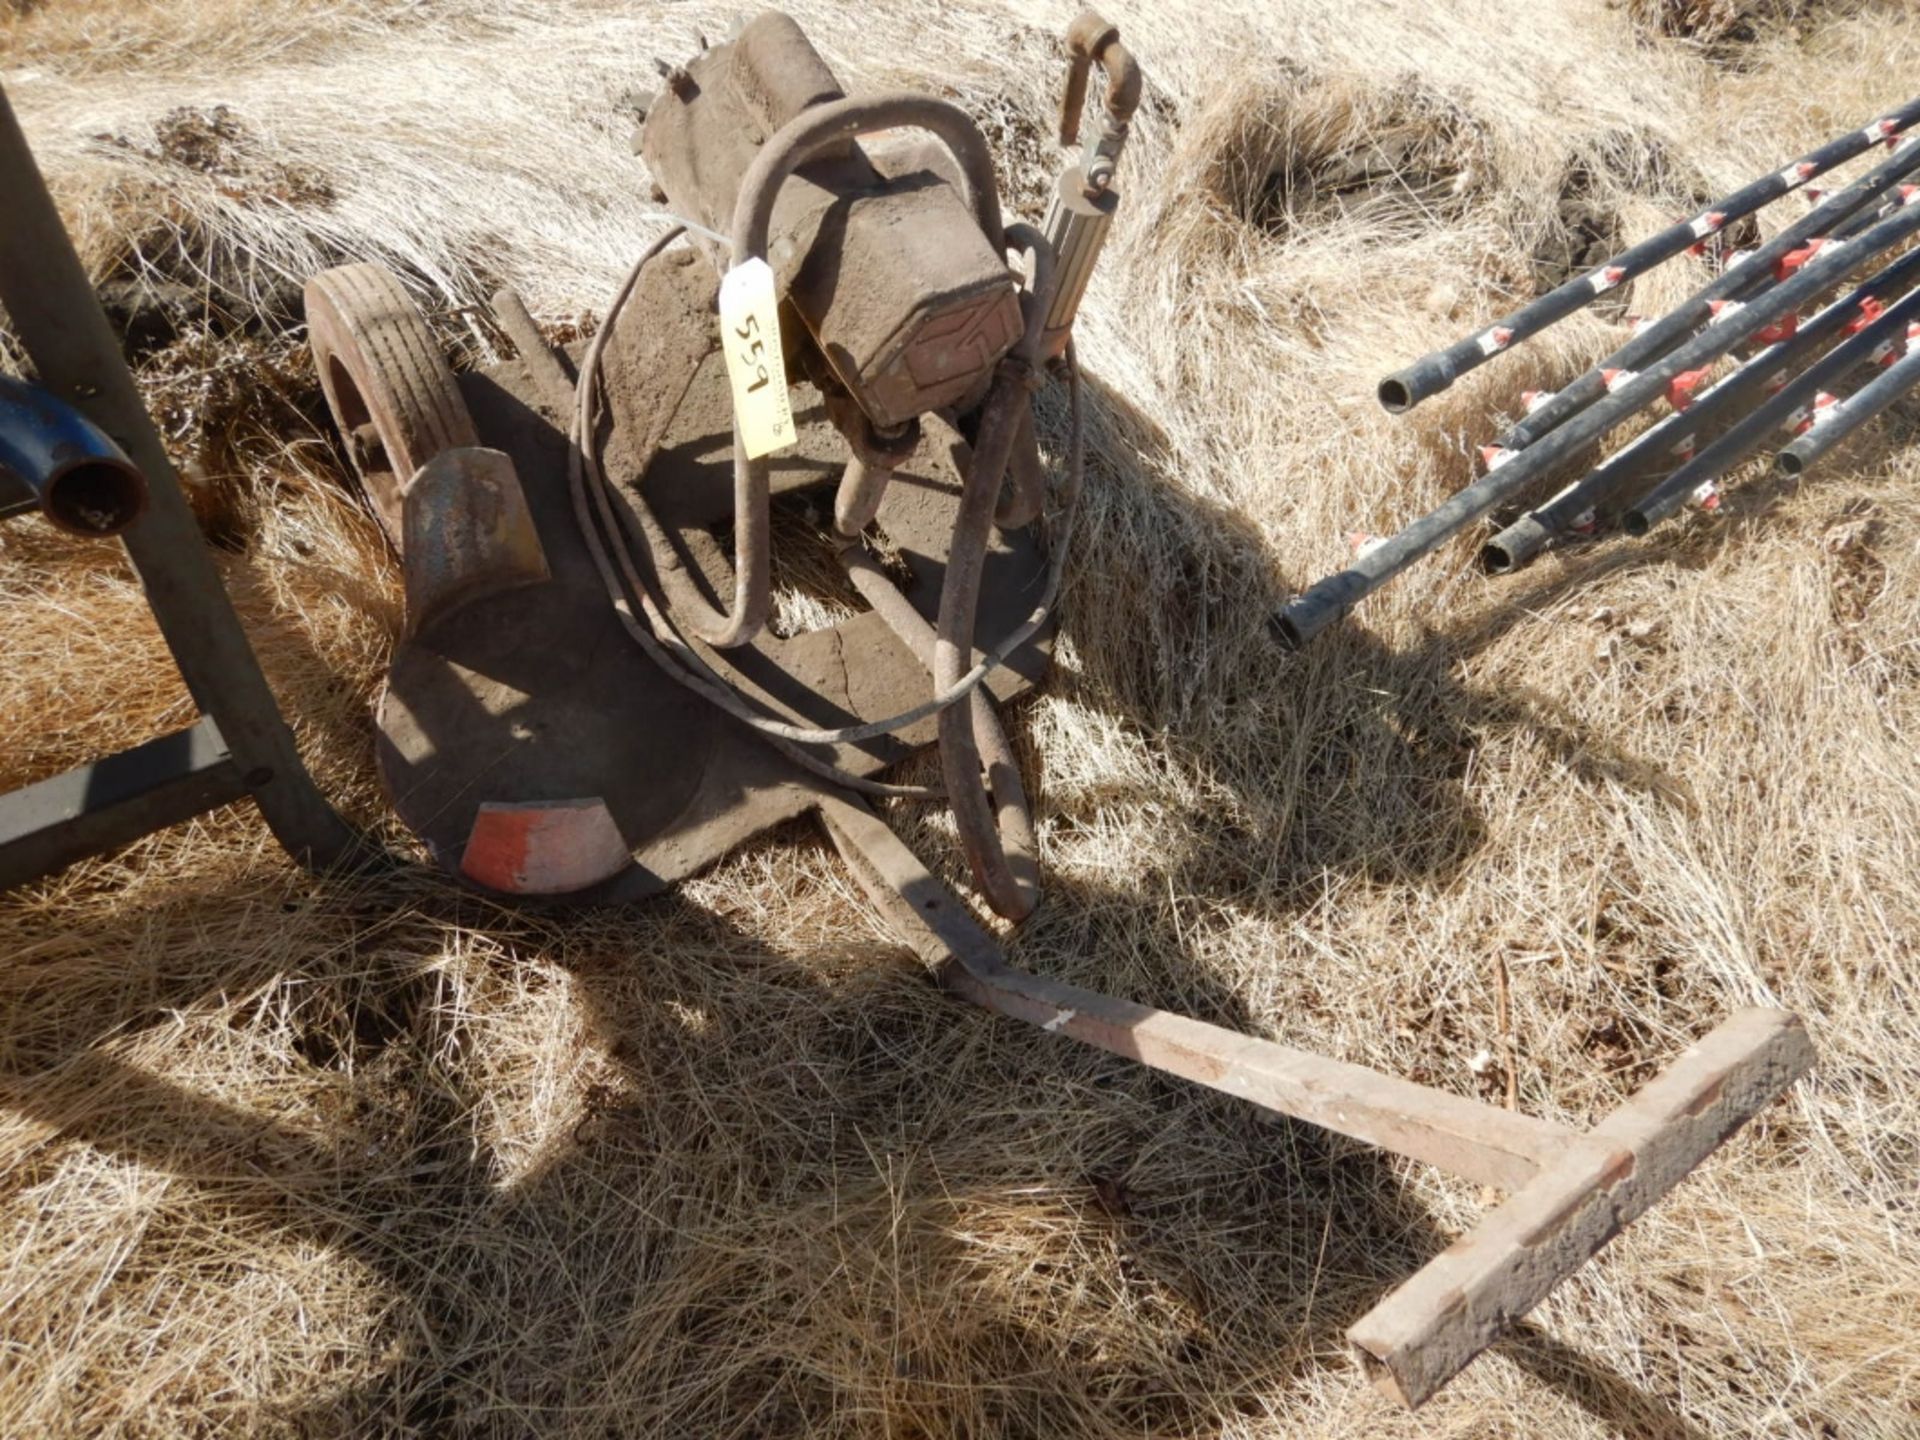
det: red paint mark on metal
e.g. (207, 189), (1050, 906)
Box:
(1846, 297), (1886, 336)
(1667, 367), (1710, 411)
(459, 797), (631, 894)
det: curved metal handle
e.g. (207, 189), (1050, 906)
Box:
(1057, 10), (1142, 188)
(652, 94), (1007, 650)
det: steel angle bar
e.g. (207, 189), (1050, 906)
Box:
(814, 792), (1812, 1408)
(0, 718), (245, 890)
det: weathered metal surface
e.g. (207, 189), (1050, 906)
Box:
(0, 376), (147, 535)
(817, 792), (1812, 1408)
(0, 81), (361, 882)
(1039, 166), (1119, 362)
(459, 797), (631, 894)
(0, 717), (245, 890)
(399, 446), (549, 640)
(597, 249), (845, 531)
(641, 16), (1021, 431)
(305, 263), (479, 552)
(373, 347), (1051, 899)
(1347, 1009), (1815, 1407)
(288, 16), (1814, 1416)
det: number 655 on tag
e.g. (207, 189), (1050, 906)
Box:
(718, 258), (796, 460)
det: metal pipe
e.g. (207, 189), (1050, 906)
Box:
(1776, 331), (1920, 476)
(1375, 97), (1920, 412)
(925, 233), (1060, 922)
(0, 376), (147, 535)
(1483, 140), (1920, 464)
(1058, 10), (1142, 156)
(840, 545), (1040, 917)
(1624, 286), (1920, 531)
(1275, 194), (1920, 646)
(0, 82), (362, 872)
(1486, 240), (1920, 568)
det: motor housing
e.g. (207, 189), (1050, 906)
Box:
(639, 12), (1023, 430)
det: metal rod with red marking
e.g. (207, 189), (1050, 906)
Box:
(1475, 137), (1920, 470)
(1483, 243), (1920, 570)
(1775, 322), (1920, 476)
(1623, 291), (1920, 533)
(1375, 98), (1920, 413)
(1276, 195), (1920, 646)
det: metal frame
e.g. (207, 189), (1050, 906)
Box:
(0, 84), (361, 889)
(818, 794), (1814, 1408)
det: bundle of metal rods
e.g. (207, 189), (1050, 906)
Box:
(1276, 98), (1920, 648)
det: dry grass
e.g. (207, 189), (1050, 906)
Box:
(4, 0), (1920, 1435)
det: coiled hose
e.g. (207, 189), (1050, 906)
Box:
(567, 97), (1084, 919)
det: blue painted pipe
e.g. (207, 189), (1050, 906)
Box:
(0, 374), (147, 535)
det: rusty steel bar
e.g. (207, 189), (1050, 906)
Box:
(1058, 9), (1142, 153)
(840, 544), (1040, 913)
(1376, 98), (1920, 413)
(815, 791), (1812, 1408)
(1298, 142), (1920, 601)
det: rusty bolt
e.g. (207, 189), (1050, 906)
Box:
(653, 57), (695, 99)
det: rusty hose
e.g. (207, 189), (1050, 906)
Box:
(576, 245), (1079, 756)
(730, 99), (1052, 917)
(566, 228), (944, 799)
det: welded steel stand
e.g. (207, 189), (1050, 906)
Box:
(0, 84), (362, 887)
(817, 794), (1813, 1408)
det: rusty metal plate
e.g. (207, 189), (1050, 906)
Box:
(374, 338), (1051, 900)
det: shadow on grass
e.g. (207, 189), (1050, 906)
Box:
(0, 360), (1730, 1438)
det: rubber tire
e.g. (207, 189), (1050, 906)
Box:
(304, 262), (477, 553)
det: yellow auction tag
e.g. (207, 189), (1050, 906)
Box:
(717, 257), (795, 460)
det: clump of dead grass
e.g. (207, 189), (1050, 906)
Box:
(3, 0), (1920, 1436)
